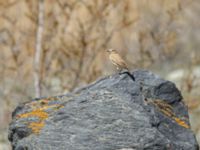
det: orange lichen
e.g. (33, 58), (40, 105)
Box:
(149, 98), (190, 129)
(16, 109), (48, 134)
(173, 117), (190, 129)
(28, 121), (45, 134)
(17, 110), (48, 120)
(16, 102), (64, 134)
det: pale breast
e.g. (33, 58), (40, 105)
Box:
(109, 53), (128, 69)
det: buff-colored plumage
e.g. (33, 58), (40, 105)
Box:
(107, 49), (129, 71)
(107, 49), (135, 81)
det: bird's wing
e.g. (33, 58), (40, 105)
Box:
(110, 53), (128, 69)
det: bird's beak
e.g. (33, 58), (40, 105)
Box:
(106, 49), (112, 53)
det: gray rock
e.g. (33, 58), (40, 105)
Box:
(8, 70), (199, 150)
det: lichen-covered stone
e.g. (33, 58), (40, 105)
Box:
(8, 70), (199, 150)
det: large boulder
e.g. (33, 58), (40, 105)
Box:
(8, 70), (199, 150)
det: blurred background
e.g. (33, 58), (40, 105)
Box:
(0, 0), (200, 149)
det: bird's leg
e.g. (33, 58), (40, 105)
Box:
(116, 67), (122, 74)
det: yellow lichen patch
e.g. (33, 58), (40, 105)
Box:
(173, 117), (190, 129)
(16, 110), (48, 134)
(28, 121), (45, 134)
(149, 98), (190, 129)
(17, 110), (48, 120)
(16, 103), (64, 134)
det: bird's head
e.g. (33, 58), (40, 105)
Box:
(106, 49), (117, 53)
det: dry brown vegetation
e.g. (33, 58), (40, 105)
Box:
(0, 0), (200, 148)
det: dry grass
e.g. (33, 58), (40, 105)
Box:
(0, 0), (200, 148)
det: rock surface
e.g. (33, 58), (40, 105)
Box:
(8, 70), (199, 150)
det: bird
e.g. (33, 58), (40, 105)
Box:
(107, 49), (129, 72)
(106, 49), (135, 81)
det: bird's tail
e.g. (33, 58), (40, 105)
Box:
(124, 71), (135, 81)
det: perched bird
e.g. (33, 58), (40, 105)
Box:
(107, 49), (129, 72)
(106, 49), (135, 81)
